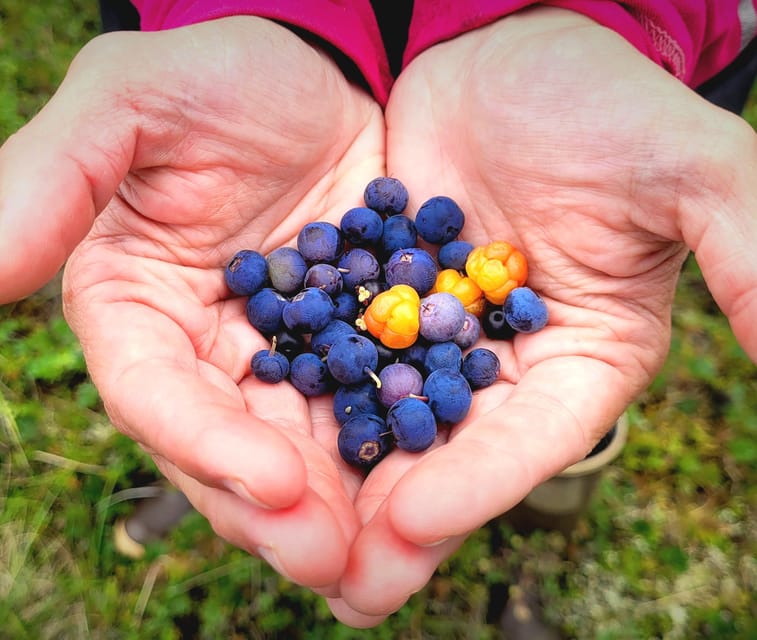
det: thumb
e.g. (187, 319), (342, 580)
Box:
(0, 33), (138, 303)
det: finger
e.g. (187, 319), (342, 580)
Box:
(386, 356), (629, 546)
(74, 298), (308, 509)
(336, 502), (466, 618)
(0, 34), (145, 302)
(152, 454), (349, 590)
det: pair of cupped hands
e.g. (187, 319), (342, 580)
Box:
(1, 6), (755, 628)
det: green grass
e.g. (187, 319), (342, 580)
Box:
(1, 3), (756, 638)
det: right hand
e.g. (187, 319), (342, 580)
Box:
(0, 17), (385, 594)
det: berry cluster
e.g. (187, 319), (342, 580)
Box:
(224, 177), (549, 471)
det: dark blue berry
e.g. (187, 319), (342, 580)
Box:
(415, 196), (465, 245)
(251, 341), (289, 383)
(380, 215), (417, 257)
(398, 342), (428, 372)
(297, 221), (344, 264)
(282, 287), (335, 334)
(304, 263), (343, 296)
(340, 207), (384, 246)
(377, 362), (424, 408)
(423, 368), (472, 425)
(326, 334), (379, 385)
(338, 413), (392, 469)
(246, 287), (287, 335)
(384, 248), (438, 296)
(461, 348), (500, 390)
(310, 319), (357, 358)
(419, 292), (466, 342)
(333, 381), (384, 426)
(225, 249), (268, 296)
(336, 248), (381, 291)
(387, 398), (437, 452)
(481, 303), (517, 340)
(272, 329), (306, 361)
(438, 240), (473, 271)
(289, 352), (332, 396)
(453, 312), (481, 350)
(266, 247), (307, 294)
(424, 341), (463, 375)
(332, 291), (361, 324)
(363, 177), (409, 216)
(504, 287), (549, 333)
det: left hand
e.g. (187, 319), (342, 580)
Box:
(328, 6), (757, 626)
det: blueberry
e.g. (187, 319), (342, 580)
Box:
(304, 263), (343, 296)
(333, 381), (384, 426)
(461, 347), (500, 390)
(297, 221), (344, 264)
(586, 423), (618, 458)
(424, 341), (463, 375)
(326, 334), (379, 385)
(246, 287), (287, 335)
(332, 291), (361, 324)
(310, 319), (357, 358)
(438, 240), (473, 271)
(423, 368), (473, 425)
(453, 312), (481, 350)
(387, 397), (437, 452)
(266, 246), (308, 295)
(337, 248), (381, 291)
(398, 342), (428, 372)
(384, 248), (438, 296)
(289, 352), (333, 396)
(370, 335), (401, 370)
(282, 287), (335, 334)
(481, 303), (517, 340)
(419, 292), (466, 342)
(504, 287), (549, 333)
(340, 207), (384, 246)
(415, 196), (465, 245)
(380, 215), (417, 257)
(251, 340), (290, 383)
(363, 177), (409, 216)
(377, 362), (424, 408)
(224, 249), (268, 296)
(337, 413), (392, 469)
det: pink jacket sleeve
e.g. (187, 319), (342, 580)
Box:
(405, 1), (757, 88)
(130, 0), (393, 105)
(131, 1), (756, 104)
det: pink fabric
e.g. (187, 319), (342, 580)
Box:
(131, 1), (756, 104)
(405, 1), (756, 87)
(131, 0), (392, 105)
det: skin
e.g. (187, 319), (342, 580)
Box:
(0, 7), (755, 629)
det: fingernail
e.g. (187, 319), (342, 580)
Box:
(256, 545), (292, 581)
(222, 478), (272, 509)
(417, 537), (449, 548)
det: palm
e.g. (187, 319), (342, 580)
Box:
(55, 17), (384, 591)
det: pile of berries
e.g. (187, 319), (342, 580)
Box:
(224, 178), (549, 470)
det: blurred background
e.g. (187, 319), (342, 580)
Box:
(1, 2), (755, 638)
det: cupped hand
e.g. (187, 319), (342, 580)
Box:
(0, 17), (385, 593)
(329, 7), (757, 625)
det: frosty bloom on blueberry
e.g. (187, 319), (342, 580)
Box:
(224, 249), (268, 296)
(363, 176), (409, 216)
(504, 286), (549, 333)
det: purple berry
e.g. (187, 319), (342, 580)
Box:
(380, 215), (417, 257)
(337, 248), (381, 291)
(461, 348), (500, 390)
(338, 413), (392, 469)
(363, 177), (409, 216)
(340, 207), (384, 246)
(225, 249), (268, 296)
(419, 292), (466, 342)
(377, 363), (424, 408)
(304, 263), (343, 296)
(289, 352), (333, 396)
(266, 246), (307, 294)
(297, 221), (344, 264)
(454, 312), (481, 349)
(384, 248), (438, 296)
(415, 196), (465, 245)
(387, 398), (437, 452)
